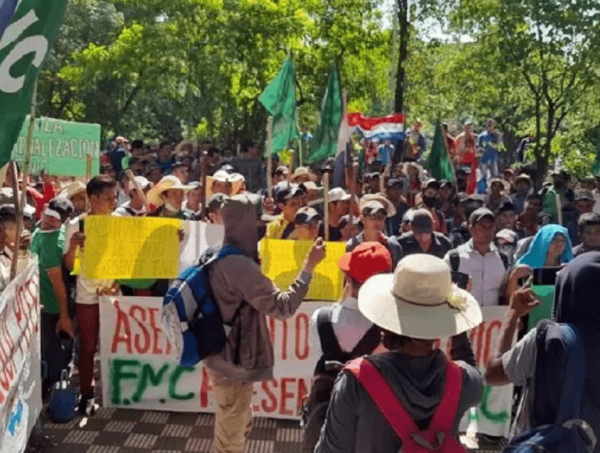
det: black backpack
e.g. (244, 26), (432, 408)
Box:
(301, 306), (380, 453)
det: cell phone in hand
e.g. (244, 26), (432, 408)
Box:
(451, 271), (470, 290)
(532, 267), (560, 286)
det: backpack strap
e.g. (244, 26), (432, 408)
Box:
(449, 251), (460, 272)
(428, 361), (463, 432)
(350, 324), (381, 357)
(345, 358), (419, 441)
(316, 307), (343, 357)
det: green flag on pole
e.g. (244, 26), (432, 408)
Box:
(0, 0), (68, 169)
(426, 123), (456, 183)
(258, 55), (300, 156)
(592, 136), (600, 176)
(308, 65), (342, 164)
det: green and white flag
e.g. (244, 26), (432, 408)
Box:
(258, 55), (300, 155)
(0, 0), (68, 169)
(308, 65), (342, 164)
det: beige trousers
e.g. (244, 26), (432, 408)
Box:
(210, 371), (254, 453)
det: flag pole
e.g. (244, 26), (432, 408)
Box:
(267, 117), (274, 198)
(297, 115), (303, 168)
(323, 171), (330, 241)
(11, 80), (38, 280)
(349, 161), (358, 228)
(288, 150), (295, 182)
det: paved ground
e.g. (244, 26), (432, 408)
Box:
(29, 410), (304, 453)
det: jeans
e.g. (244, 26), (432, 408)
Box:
(210, 371), (254, 453)
(479, 161), (498, 181)
(75, 303), (100, 398)
(41, 312), (73, 390)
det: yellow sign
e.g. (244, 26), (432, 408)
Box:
(84, 216), (181, 279)
(260, 239), (346, 301)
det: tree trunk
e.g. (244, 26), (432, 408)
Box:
(394, 0), (409, 114)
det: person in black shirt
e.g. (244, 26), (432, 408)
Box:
(398, 209), (453, 259)
(319, 188), (351, 241)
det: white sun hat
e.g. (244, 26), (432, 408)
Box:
(358, 254), (482, 339)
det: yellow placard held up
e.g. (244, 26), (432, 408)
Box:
(260, 239), (346, 301)
(84, 216), (181, 279)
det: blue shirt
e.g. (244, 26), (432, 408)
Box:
(478, 131), (501, 164)
(378, 144), (394, 165)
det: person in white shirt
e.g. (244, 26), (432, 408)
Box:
(444, 207), (509, 307)
(304, 242), (393, 452)
(113, 176), (153, 217)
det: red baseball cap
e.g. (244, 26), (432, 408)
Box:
(338, 242), (393, 284)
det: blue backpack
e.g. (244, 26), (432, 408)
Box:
(48, 370), (77, 424)
(503, 321), (596, 453)
(162, 245), (240, 367)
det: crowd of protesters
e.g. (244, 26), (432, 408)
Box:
(2, 119), (600, 453)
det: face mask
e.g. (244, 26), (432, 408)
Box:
(423, 196), (438, 208)
(165, 201), (180, 212)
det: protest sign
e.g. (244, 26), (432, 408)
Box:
(100, 296), (328, 418)
(260, 239), (345, 301)
(11, 116), (101, 176)
(0, 260), (41, 453)
(84, 216), (181, 279)
(437, 306), (514, 437)
(179, 221), (224, 272)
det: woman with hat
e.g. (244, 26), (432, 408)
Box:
(147, 175), (196, 220)
(315, 254), (483, 453)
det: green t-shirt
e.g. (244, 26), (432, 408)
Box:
(31, 227), (65, 314)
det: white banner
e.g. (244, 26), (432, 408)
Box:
(0, 260), (41, 453)
(100, 297), (513, 435)
(438, 306), (514, 438)
(179, 221), (224, 272)
(100, 296), (328, 418)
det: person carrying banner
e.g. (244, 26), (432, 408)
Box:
(204, 194), (326, 453)
(63, 175), (119, 415)
(31, 198), (75, 395)
(303, 242), (393, 453)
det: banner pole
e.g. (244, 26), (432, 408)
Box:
(11, 80), (38, 280)
(349, 161), (358, 227)
(267, 117), (274, 198)
(200, 150), (208, 220)
(323, 171), (330, 241)
(288, 150), (295, 182)
(296, 114), (303, 167)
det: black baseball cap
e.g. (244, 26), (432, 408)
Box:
(411, 209), (434, 234)
(294, 207), (321, 225)
(47, 197), (74, 222)
(274, 182), (303, 204)
(498, 201), (516, 214)
(469, 207), (495, 225)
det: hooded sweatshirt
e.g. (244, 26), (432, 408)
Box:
(554, 252), (600, 451)
(315, 350), (483, 453)
(205, 194), (312, 382)
(517, 224), (573, 268)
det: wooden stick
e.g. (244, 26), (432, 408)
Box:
(323, 172), (330, 241)
(200, 150), (208, 219)
(349, 162), (358, 227)
(288, 150), (295, 182)
(11, 81), (37, 280)
(556, 192), (563, 225)
(125, 169), (149, 212)
(267, 117), (274, 198)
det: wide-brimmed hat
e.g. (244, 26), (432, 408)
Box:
(487, 177), (510, 193)
(358, 254), (482, 339)
(206, 170), (244, 198)
(59, 181), (86, 200)
(290, 167), (316, 183)
(360, 193), (396, 218)
(147, 175), (195, 207)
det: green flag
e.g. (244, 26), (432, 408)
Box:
(259, 55), (300, 155)
(0, 0), (68, 169)
(308, 65), (342, 164)
(426, 123), (456, 183)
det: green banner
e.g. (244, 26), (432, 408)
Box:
(11, 116), (100, 176)
(0, 0), (69, 169)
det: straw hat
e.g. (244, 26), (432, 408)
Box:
(147, 175), (195, 207)
(360, 193), (396, 218)
(358, 254), (482, 339)
(206, 170), (244, 198)
(487, 177), (510, 194)
(290, 167), (317, 183)
(59, 181), (86, 200)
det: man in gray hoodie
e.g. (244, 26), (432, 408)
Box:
(206, 194), (326, 453)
